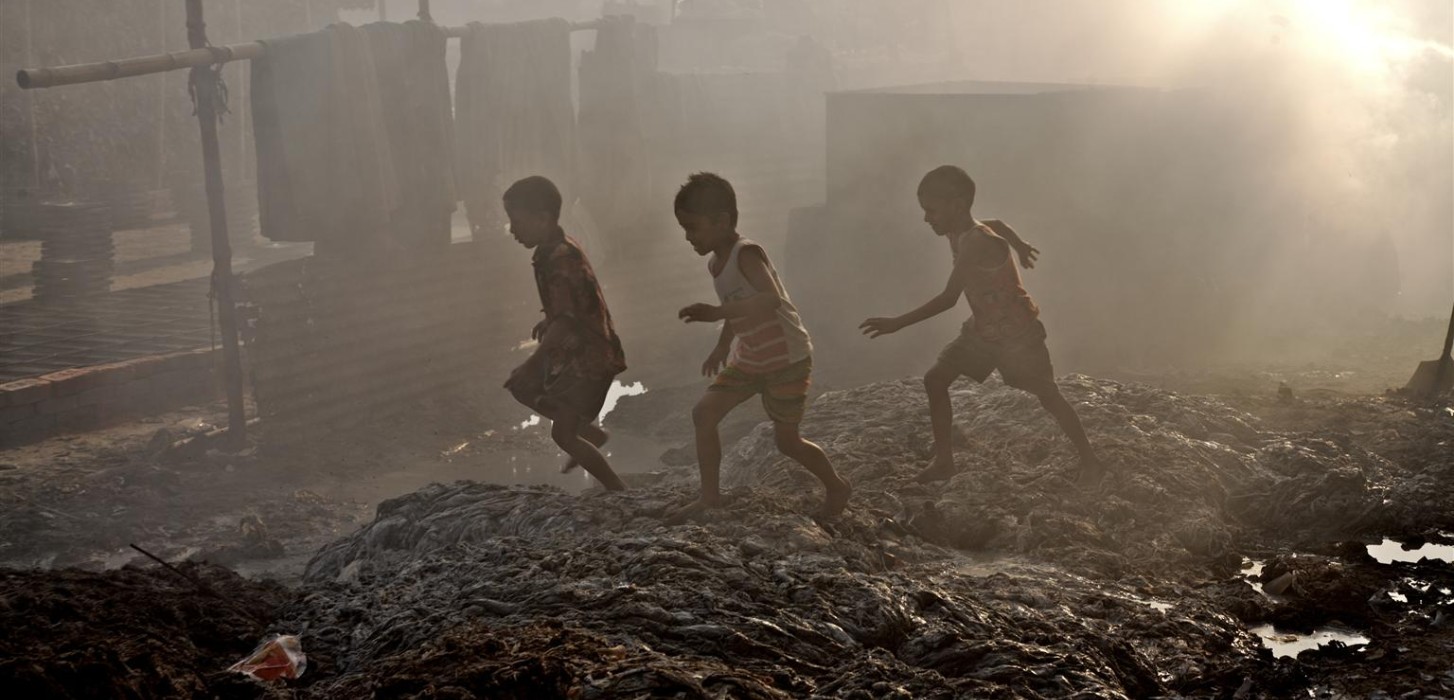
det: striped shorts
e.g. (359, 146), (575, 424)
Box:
(708, 358), (813, 424)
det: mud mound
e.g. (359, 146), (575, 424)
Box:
(289, 484), (1259, 697)
(125, 375), (1430, 698)
(724, 376), (1410, 573)
(0, 563), (288, 699)
(274, 376), (1447, 697)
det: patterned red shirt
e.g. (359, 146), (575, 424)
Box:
(532, 233), (627, 379)
(953, 223), (1040, 342)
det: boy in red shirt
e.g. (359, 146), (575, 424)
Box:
(861, 166), (1105, 489)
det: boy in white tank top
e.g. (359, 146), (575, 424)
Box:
(668, 173), (851, 521)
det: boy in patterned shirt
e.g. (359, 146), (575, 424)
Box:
(860, 166), (1105, 489)
(671, 173), (851, 520)
(502, 176), (627, 491)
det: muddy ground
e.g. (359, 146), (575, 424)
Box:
(2, 363), (1451, 698)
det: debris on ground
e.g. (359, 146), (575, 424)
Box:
(228, 634), (307, 681)
(0, 563), (290, 698)
(6, 375), (1453, 698)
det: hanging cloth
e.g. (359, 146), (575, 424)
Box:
(454, 19), (577, 237)
(251, 23), (397, 248)
(362, 20), (456, 249)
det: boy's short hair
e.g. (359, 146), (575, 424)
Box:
(918, 165), (976, 208)
(503, 175), (562, 220)
(674, 172), (738, 227)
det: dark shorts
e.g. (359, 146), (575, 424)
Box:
(937, 320), (1055, 392)
(708, 358), (812, 424)
(506, 364), (614, 423)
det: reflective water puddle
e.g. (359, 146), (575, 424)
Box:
(517, 380), (647, 430)
(1249, 624), (1369, 659)
(1367, 538), (1454, 565)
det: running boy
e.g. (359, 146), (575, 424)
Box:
(859, 166), (1105, 488)
(502, 176), (627, 491)
(672, 172), (852, 519)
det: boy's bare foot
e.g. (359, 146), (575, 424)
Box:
(913, 457), (957, 483)
(1074, 456), (1107, 492)
(663, 495), (721, 525)
(818, 477), (852, 518)
(561, 429), (609, 473)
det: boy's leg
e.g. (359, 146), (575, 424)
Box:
(687, 389), (755, 506)
(560, 422), (609, 473)
(918, 360), (962, 482)
(1027, 382), (1105, 489)
(997, 321), (1105, 491)
(772, 421), (852, 517)
(549, 411), (626, 491)
(665, 390), (752, 523)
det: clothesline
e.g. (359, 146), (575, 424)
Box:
(15, 19), (605, 90)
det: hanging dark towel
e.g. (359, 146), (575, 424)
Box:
(251, 24), (397, 246)
(454, 19), (576, 237)
(578, 16), (657, 256)
(362, 20), (456, 249)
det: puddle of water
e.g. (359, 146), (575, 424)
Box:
(600, 381), (647, 422)
(1367, 538), (1454, 565)
(1249, 624), (1370, 659)
(1240, 558), (1270, 595)
(514, 380), (647, 431)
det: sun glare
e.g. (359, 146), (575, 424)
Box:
(1286, 0), (1443, 76)
(1177, 0), (1451, 80)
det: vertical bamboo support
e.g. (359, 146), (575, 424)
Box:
(186, 0), (247, 448)
(378, 0), (389, 22)
(234, 0), (248, 181)
(155, 0), (168, 190)
(418, 0), (432, 22)
(24, 0), (41, 189)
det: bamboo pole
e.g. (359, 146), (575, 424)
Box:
(186, 0), (247, 448)
(15, 19), (603, 90)
(23, 0), (40, 189)
(418, 0), (432, 22)
(155, 0), (167, 190)
(234, 0), (248, 183)
(18, 42), (265, 89)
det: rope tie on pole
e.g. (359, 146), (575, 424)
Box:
(187, 62), (230, 121)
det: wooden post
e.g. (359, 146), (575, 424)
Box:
(418, 0), (431, 22)
(378, 0), (388, 22)
(234, 0), (248, 182)
(155, 0), (167, 190)
(23, 0), (41, 189)
(186, 0), (247, 448)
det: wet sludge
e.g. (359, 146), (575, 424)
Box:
(9, 376), (1450, 697)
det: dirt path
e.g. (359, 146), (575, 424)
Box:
(0, 380), (674, 582)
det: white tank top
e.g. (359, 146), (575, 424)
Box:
(711, 238), (812, 372)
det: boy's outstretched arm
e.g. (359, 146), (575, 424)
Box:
(982, 219), (1039, 269)
(860, 251), (975, 338)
